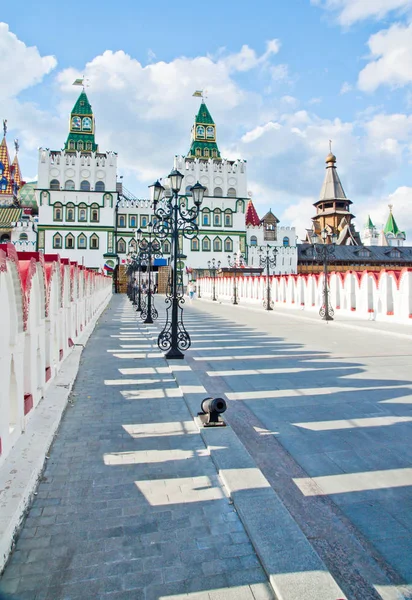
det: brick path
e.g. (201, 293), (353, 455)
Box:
(0, 296), (273, 600)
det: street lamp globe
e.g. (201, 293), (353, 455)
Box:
(190, 181), (206, 206)
(149, 180), (164, 209)
(168, 169), (184, 193)
(331, 232), (338, 244)
(310, 231), (318, 245)
(321, 228), (328, 241)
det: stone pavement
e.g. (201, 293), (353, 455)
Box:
(181, 296), (412, 600)
(0, 296), (273, 600)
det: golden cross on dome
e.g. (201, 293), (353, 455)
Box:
(3, 119), (7, 137)
(329, 139), (332, 153)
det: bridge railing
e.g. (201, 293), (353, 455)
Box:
(198, 269), (412, 324)
(0, 245), (112, 467)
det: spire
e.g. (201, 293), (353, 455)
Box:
(64, 90), (98, 152)
(245, 199), (261, 226)
(319, 150), (347, 201)
(383, 204), (400, 236)
(12, 140), (24, 191)
(0, 136), (14, 198)
(365, 215), (375, 229)
(187, 100), (221, 159)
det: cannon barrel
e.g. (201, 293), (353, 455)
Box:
(201, 397), (227, 415)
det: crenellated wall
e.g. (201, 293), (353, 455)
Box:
(0, 244), (112, 467)
(198, 269), (412, 324)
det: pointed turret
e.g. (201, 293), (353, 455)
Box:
(187, 101), (221, 159)
(245, 199), (261, 226)
(309, 148), (360, 245)
(383, 204), (405, 246)
(0, 134), (18, 205)
(64, 90), (98, 152)
(365, 215), (374, 229)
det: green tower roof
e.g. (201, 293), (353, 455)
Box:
(384, 206), (400, 235)
(187, 101), (221, 159)
(64, 90), (98, 152)
(365, 215), (375, 229)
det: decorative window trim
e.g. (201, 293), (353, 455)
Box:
(202, 236), (211, 252)
(90, 204), (100, 223)
(65, 233), (75, 249)
(213, 237), (222, 252)
(140, 214), (149, 228)
(117, 238), (126, 253)
(118, 214), (126, 228)
(53, 233), (62, 249)
(53, 204), (63, 222)
(77, 234), (87, 249)
(90, 234), (99, 250)
(78, 204), (88, 222)
(224, 237), (233, 252)
(191, 237), (200, 252)
(129, 215), (138, 228)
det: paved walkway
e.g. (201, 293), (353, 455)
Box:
(0, 296), (273, 600)
(182, 296), (412, 600)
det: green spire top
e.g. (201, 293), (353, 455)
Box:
(187, 101), (221, 160)
(365, 215), (375, 229)
(64, 91), (98, 152)
(384, 204), (400, 235)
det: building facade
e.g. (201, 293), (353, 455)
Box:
(36, 91), (118, 270)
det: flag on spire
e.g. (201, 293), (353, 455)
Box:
(73, 78), (84, 86)
(192, 90), (203, 98)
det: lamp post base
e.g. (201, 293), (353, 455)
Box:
(144, 316), (154, 324)
(165, 347), (185, 360)
(322, 314), (333, 321)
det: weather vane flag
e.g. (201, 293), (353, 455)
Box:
(73, 78), (84, 86)
(192, 90), (203, 98)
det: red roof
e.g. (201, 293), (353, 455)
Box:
(245, 199), (260, 226)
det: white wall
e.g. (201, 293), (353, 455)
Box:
(0, 243), (112, 467)
(198, 269), (412, 324)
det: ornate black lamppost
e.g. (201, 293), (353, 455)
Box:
(310, 228), (337, 321)
(149, 172), (205, 359)
(227, 252), (245, 305)
(137, 224), (161, 324)
(259, 245), (277, 311)
(207, 258), (221, 301)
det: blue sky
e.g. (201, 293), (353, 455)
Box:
(2, 0), (412, 239)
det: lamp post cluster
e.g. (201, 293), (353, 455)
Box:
(208, 258), (221, 301)
(136, 224), (161, 324)
(259, 245), (278, 310)
(310, 228), (337, 321)
(227, 252), (245, 305)
(149, 170), (205, 359)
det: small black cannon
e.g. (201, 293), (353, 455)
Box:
(198, 397), (227, 427)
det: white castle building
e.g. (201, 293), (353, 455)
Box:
(32, 91), (296, 275)
(36, 91), (118, 270)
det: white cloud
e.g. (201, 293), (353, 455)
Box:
(357, 186), (412, 236)
(340, 82), (352, 94)
(0, 22), (56, 98)
(312, 0), (412, 26)
(358, 22), (412, 91)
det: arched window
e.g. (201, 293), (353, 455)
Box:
(224, 237), (233, 252)
(19, 233), (28, 241)
(69, 141), (75, 150)
(185, 185), (192, 196)
(236, 199), (245, 213)
(224, 210), (232, 227)
(212, 149), (217, 158)
(86, 142), (92, 151)
(90, 204), (99, 222)
(195, 148), (201, 157)
(90, 234), (99, 249)
(65, 234), (74, 249)
(202, 208), (210, 226)
(80, 180), (90, 191)
(250, 236), (258, 247)
(66, 204), (75, 221)
(0, 177), (7, 191)
(117, 238), (126, 253)
(163, 240), (171, 254)
(227, 187), (236, 197)
(0, 233), (10, 243)
(95, 181), (105, 192)
(213, 209), (221, 227)
(214, 187), (223, 197)
(213, 237), (222, 252)
(197, 126), (205, 138)
(140, 215), (148, 228)
(129, 216), (137, 228)
(203, 188), (209, 196)
(204, 148), (209, 158)
(78, 234), (87, 249)
(202, 237), (211, 251)
(53, 203), (63, 221)
(50, 179), (60, 190)
(283, 236), (290, 247)
(53, 233), (62, 249)
(82, 117), (92, 131)
(77, 141), (84, 151)
(118, 215), (126, 227)
(78, 204), (87, 222)
(191, 237), (199, 251)
(207, 126), (214, 139)
(65, 180), (75, 190)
